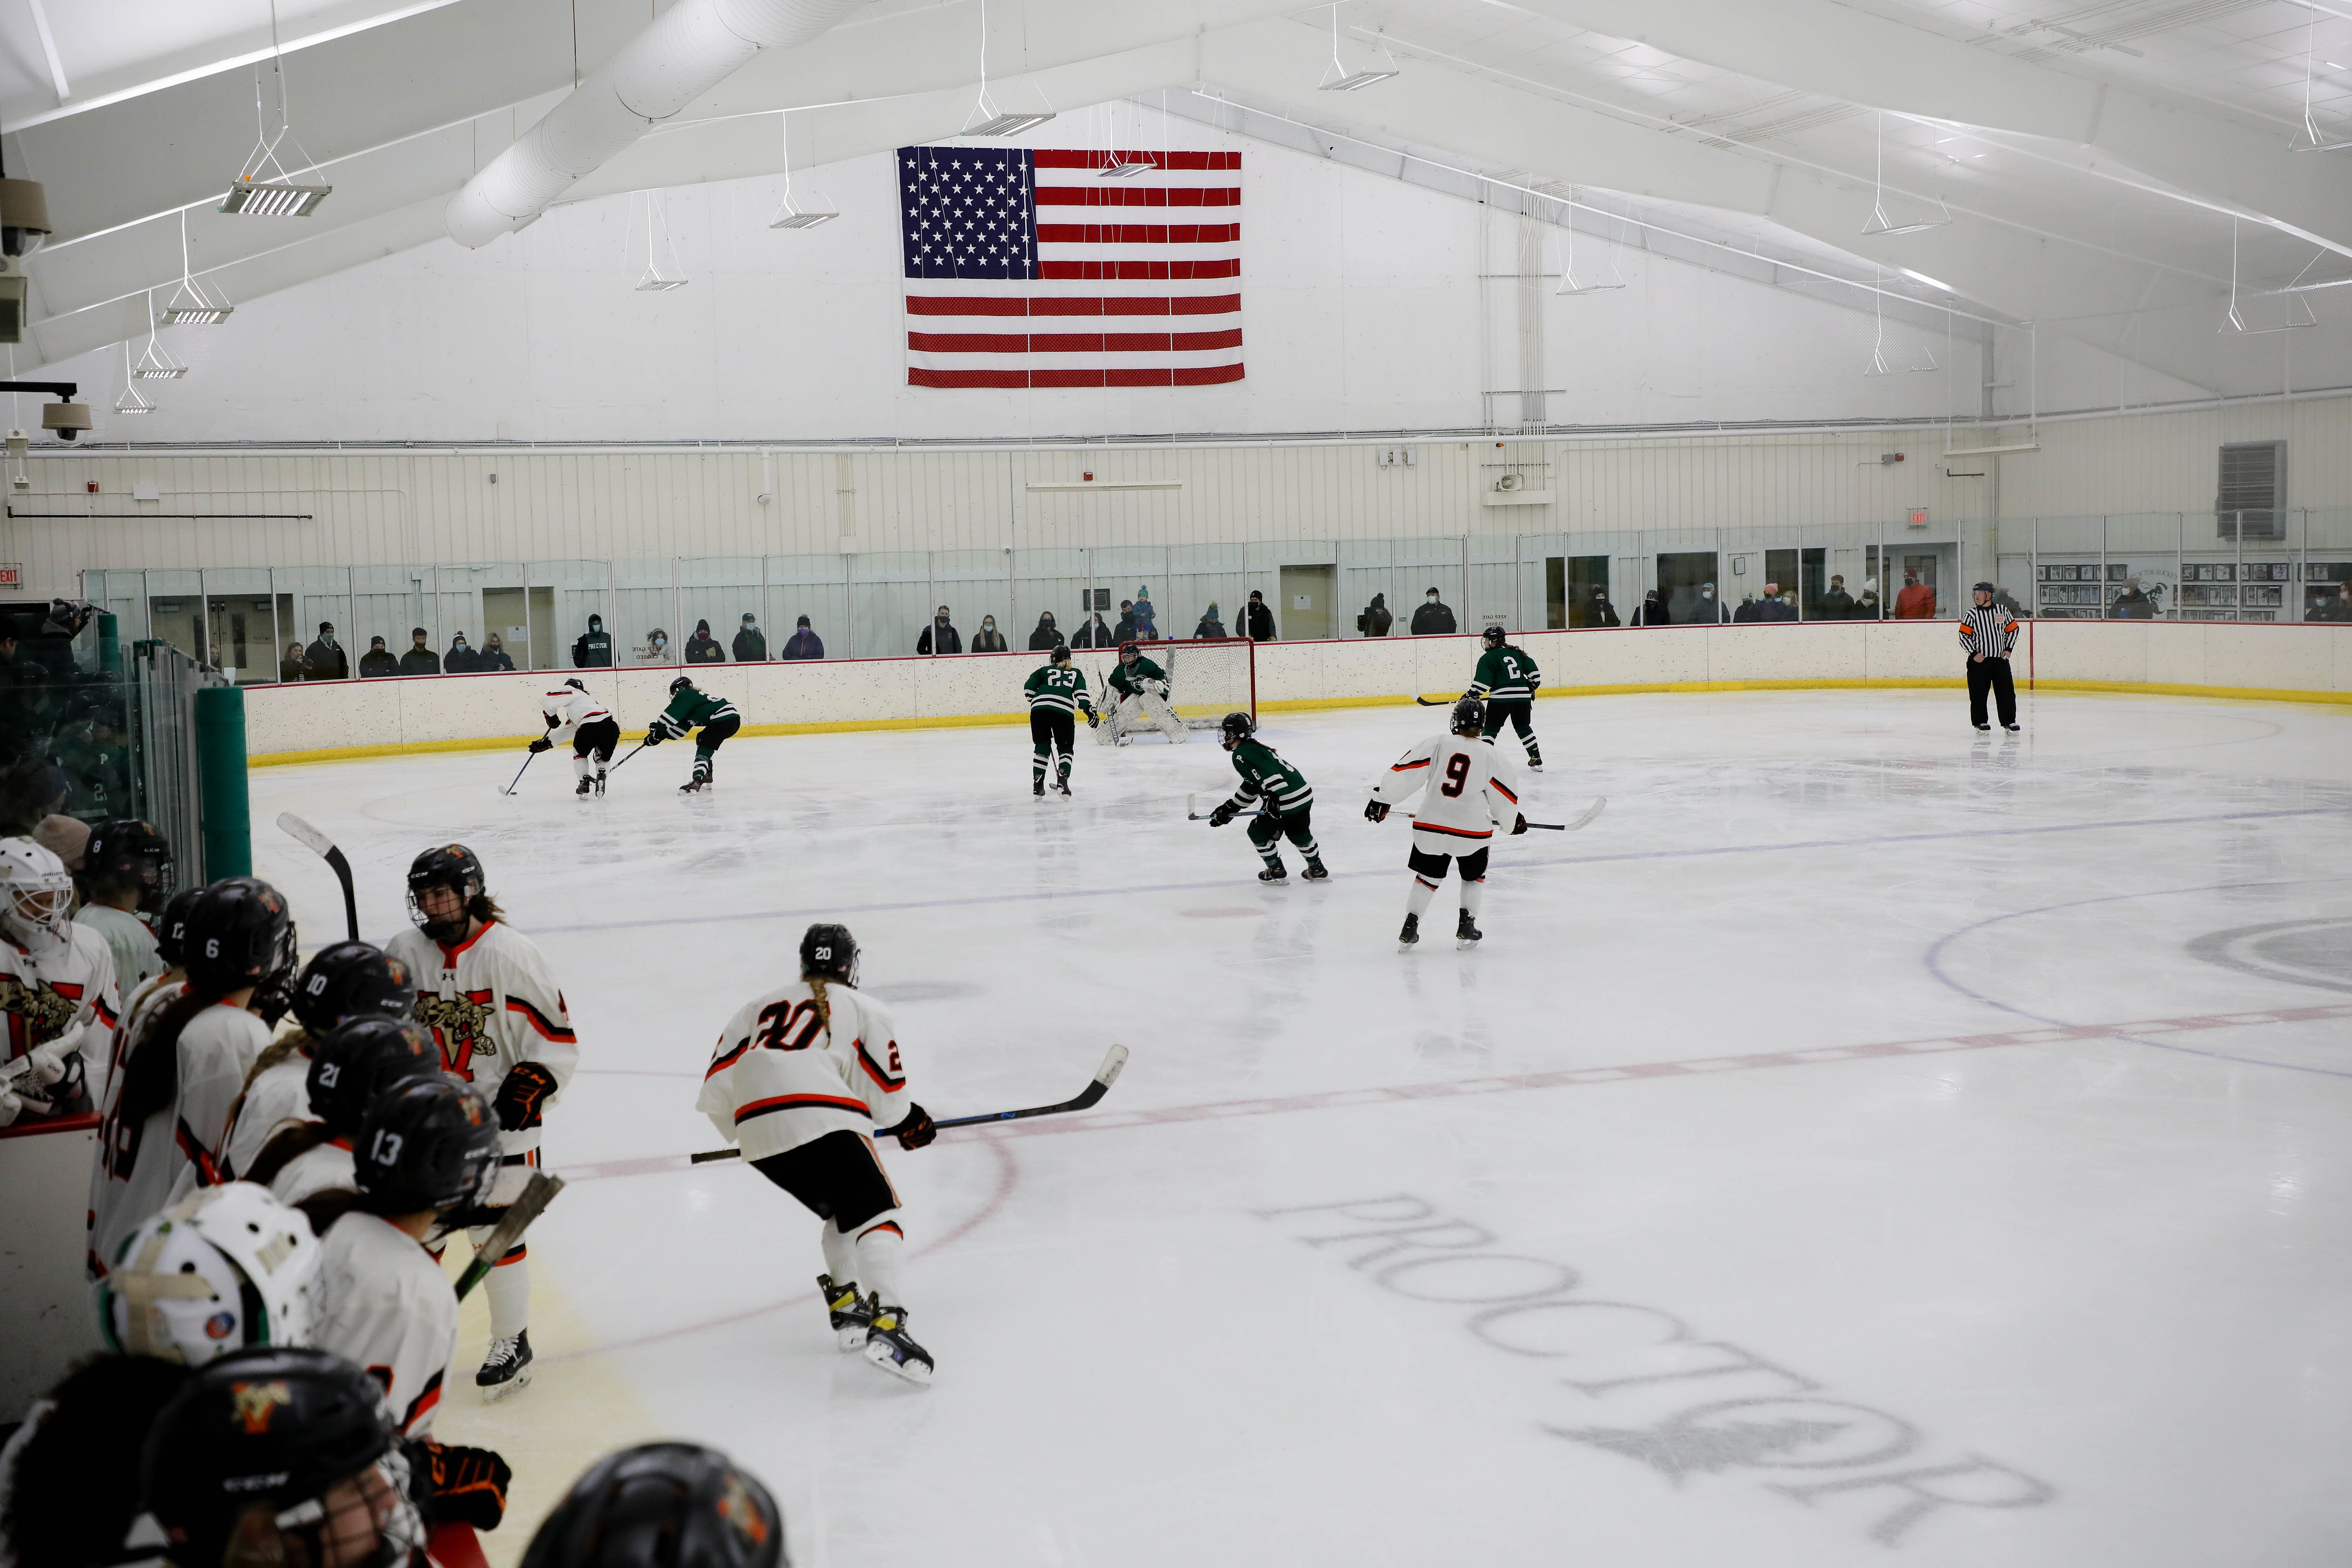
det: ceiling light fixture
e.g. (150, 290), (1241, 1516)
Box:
(132, 290), (188, 377)
(157, 211), (233, 325)
(1553, 200), (1625, 296)
(1861, 112), (1951, 237)
(1864, 267), (1937, 375)
(114, 341), (155, 415)
(768, 109), (837, 229)
(220, 1), (332, 215)
(1900, 267), (1953, 292)
(633, 191), (689, 290)
(1319, 5), (1400, 91)
(2292, 19), (2352, 151)
(1098, 103), (1149, 178)
(960, 0), (1056, 136)
(2221, 216), (2315, 333)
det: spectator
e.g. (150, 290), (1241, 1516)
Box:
(1759, 582), (1797, 623)
(917, 606), (961, 656)
(972, 615), (1009, 652)
(1855, 577), (1882, 619)
(1818, 575), (1856, 619)
(1731, 594), (1762, 625)
(1133, 591), (1160, 641)
(1586, 587), (1620, 627)
(75, 818), (169, 992)
(1687, 583), (1728, 624)
(478, 632), (516, 671)
(639, 627), (671, 663)
(32, 811), (88, 873)
(278, 641), (309, 683)
(304, 621), (348, 680)
(1893, 571), (1936, 619)
(2109, 578), (2154, 620)
(398, 628), (440, 676)
(358, 636), (397, 677)
(1357, 593), (1393, 637)
(1410, 587), (1456, 635)
(1632, 588), (1666, 626)
(2306, 583), (2352, 621)
(1994, 585), (2027, 619)
(443, 632), (480, 673)
(1194, 603), (1226, 639)
(1070, 611), (1114, 648)
(780, 615), (825, 660)
(685, 619), (725, 664)
(733, 612), (767, 662)
(572, 613), (614, 668)
(1243, 590), (1276, 641)
(1111, 600), (1138, 643)
(1027, 612), (1065, 651)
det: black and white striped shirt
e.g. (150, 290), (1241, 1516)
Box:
(1958, 605), (2019, 657)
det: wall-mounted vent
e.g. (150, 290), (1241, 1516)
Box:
(2217, 441), (2285, 541)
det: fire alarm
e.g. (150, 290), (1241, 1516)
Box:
(85, 480), (98, 493)
(1083, 471), (1094, 482)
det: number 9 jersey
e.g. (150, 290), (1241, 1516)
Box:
(697, 979), (911, 1161)
(1371, 731), (1524, 850)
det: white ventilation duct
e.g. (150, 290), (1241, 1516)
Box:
(446, 0), (868, 249)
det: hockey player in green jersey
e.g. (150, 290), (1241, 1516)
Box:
(644, 675), (742, 794)
(1205, 712), (1328, 882)
(1466, 624), (1543, 769)
(1022, 646), (1099, 797)
(1098, 642), (1187, 745)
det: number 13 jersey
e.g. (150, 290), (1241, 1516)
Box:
(1372, 732), (1524, 849)
(697, 980), (911, 1161)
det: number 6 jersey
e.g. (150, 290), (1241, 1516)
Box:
(697, 980), (910, 1161)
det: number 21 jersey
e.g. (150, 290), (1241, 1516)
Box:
(697, 980), (911, 1161)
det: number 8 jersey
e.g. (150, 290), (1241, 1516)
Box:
(697, 979), (911, 1161)
(1372, 732), (1524, 848)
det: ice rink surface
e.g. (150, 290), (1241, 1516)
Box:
(247, 688), (2352, 1568)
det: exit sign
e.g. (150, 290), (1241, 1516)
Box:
(0, 565), (22, 588)
(1905, 508), (1929, 529)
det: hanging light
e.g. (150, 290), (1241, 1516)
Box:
(114, 342), (155, 415)
(768, 110), (837, 229)
(132, 290), (188, 378)
(960, 0), (1055, 136)
(1860, 113), (1950, 237)
(1318, 5), (1399, 91)
(2292, 20), (2352, 150)
(158, 211), (232, 324)
(220, 3), (331, 216)
(634, 191), (689, 289)
(1554, 201), (1625, 296)
(1098, 104), (1149, 178)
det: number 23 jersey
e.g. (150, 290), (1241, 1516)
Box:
(697, 980), (911, 1161)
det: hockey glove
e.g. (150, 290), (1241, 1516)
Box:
(527, 737), (553, 755)
(492, 1060), (560, 1132)
(1511, 813), (1529, 836)
(884, 1103), (937, 1150)
(1085, 710), (1100, 728)
(21, 1042), (66, 1091)
(1364, 800), (1390, 824)
(1207, 802), (1238, 828)
(643, 731), (662, 746)
(420, 1441), (511, 1530)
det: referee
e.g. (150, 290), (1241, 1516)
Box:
(1959, 582), (2021, 733)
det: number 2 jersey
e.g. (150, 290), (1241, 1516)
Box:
(697, 980), (911, 1162)
(381, 920), (578, 1157)
(1372, 732), (1525, 849)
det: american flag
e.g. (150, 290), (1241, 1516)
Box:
(896, 145), (1243, 389)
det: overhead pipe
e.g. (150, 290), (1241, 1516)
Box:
(445, 0), (868, 248)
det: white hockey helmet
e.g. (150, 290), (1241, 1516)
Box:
(0, 836), (76, 957)
(96, 1182), (322, 1363)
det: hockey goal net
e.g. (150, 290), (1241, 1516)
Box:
(1156, 638), (1256, 728)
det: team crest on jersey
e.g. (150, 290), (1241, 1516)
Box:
(0, 972), (79, 1048)
(414, 989), (498, 1074)
(230, 1380), (292, 1434)
(715, 1472), (770, 1547)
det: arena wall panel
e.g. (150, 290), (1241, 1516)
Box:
(242, 622), (2352, 762)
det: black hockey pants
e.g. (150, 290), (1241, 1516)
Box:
(1481, 698), (1541, 761)
(1248, 804), (1321, 864)
(1966, 658), (2017, 728)
(573, 717), (620, 764)
(1031, 709), (1076, 781)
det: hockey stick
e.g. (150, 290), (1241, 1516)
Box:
(687, 1045), (1130, 1165)
(1413, 694), (1463, 707)
(452, 1172), (565, 1301)
(1185, 792), (1262, 821)
(608, 741), (648, 772)
(275, 813), (360, 942)
(1392, 796), (1606, 832)
(498, 751), (538, 797)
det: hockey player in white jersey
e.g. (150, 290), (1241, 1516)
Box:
(532, 677), (621, 798)
(698, 924), (938, 1384)
(1366, 696), (1529, 949)
(383, 842), (577, 1400)
(220, 941), (415, 1183)
(0, 836), (119, 1126)
(88, 878), (296, 1280)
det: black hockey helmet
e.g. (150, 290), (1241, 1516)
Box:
(565, 676), (588, 693)
(181, 879), (298, 998)
(670, 675), (696, 696)
(1219, 711), (1254, 749)
(154, 885), (201, 969)
(406, 844), (485, 943)
(289, 941), (414, 1038)
(142, 1346), (416, 1568)
(356, 1076), (501, 1214)
(1972, 581), (1998, 595)
(1118, 642), (1139, 660)
(799, 923), (858, 987)
(1482, 624), (1506, 647)
(82, 818), (173, 911)
(523, 1443), (783, 1568)
(1048, 645), (1071, 664)
(309, 1017), (441, 1133)
(1450, 696), (1486, 735)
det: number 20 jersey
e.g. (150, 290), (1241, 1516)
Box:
(697, 980), (911, 1162)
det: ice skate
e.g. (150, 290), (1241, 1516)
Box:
(862, 1297), (933, 1385)
(2003, 723), (2021, 734)
(678, 779), (705, 794)
(575, 775), (593, 798)
(1034, 778), (1045, 798)
(1055, 776), (1072, 798)
(1456, 908), (1482, 946)
(1258, 863), (1288, 883)
(1398, 912), (1419, 948)
(1973, 723), (1991, 733)
(476, 1330), (533, 1401)
(593, 769), (607, 796)
(1302, 861), (1330, 881)
(819, 1274), (873, 1352)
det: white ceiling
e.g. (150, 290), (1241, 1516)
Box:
(8, 0), (2352, 408)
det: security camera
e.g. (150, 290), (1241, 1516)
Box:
(41, 402), (90, 441)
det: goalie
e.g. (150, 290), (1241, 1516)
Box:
(1097, 643), (1188, 745)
